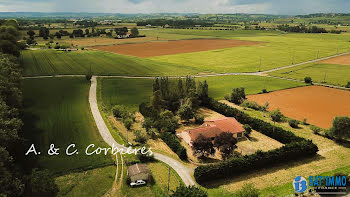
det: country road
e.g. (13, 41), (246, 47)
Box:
(88, 76), (196, 186)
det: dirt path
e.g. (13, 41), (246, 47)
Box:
(89, 76), (195, 186)
(103, 154), (120, 197)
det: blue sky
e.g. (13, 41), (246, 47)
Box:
(0, 0), (349, 14)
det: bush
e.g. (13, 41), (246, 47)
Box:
(123, 118), (133, 130)
(329, 116), (350, 140)
(178, 103), (194, 121)
(346, 82), (350, 88)
(262, 89), (268, 93)
(302, 118), (308, 125)
(270, 109), (284, 122)
(112, 105), (128, 118)
(240, 100), (268, 111)
(137, 150), (155, 163)
(243, 124), (252, 136)
(85, 74), (92, 81)
(161, 132), (187, 160)
(236, 183), (259, 197)
(171, 185), (207, 197)
(134, 130), (148, 144)
(288, 119), (299, 128)
(310, 125), (321, 135)
(304, 76), (312, 84)
(230, 87), (246, 104)
(194, 114), (204, 124)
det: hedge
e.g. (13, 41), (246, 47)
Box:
(161, 132), (188, 160)
(205, 99), (303, 144)
(194, 99), (318, 184)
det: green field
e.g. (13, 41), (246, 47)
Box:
(22, 77), (113, 173)
(22, 29), (350, 77)
(149, 31), (350, 73)
(99, 75), (305, 110)
(55, 166), (115, 197)
(269, 62), (350, 87)
(21, 49), (198, 77)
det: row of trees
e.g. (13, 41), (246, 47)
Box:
(0, 19), (58, 196)
(277, 24), (328, 33)
(136, 19), (214, 27)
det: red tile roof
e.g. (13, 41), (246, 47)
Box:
(188, 126), (222, 140)
(204, 117), (245, 134)
(186, 117), (244, 141)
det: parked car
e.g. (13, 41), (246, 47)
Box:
(130, 180), (147, 187)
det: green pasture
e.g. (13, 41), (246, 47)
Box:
(22, 30), (350, 77)
(269, 63), (350, 87)
(99, 75), (305, 111)
(22, 77), (112, 173)
(21, 49), (199, 77)
(55, 165), (115, 197)
(140, 29), (281, 39)
(149, 31), (350, 73)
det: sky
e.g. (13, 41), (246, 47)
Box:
(0, 0), (349, 15)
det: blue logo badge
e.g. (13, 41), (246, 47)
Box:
(293, 176), (307, 193)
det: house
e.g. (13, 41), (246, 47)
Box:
(127, 163), (151, 184)
(178, 117), (245, 146)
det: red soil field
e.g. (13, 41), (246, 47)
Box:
(91, 39), (261, 58)
(247, 86), (350, 129)
(320, 54), (350, 65)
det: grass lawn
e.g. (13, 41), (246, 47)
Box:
(21, 49), (199, 77)
(268, 62), (350, 87)
(149, 31), (350, 73)
(55, 165), (115, 197)
(203, 101), (350, 196)
(99, 75), (305, 110)
(22, 77), (113, 173)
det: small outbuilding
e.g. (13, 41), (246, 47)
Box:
(127, 163), (151, 183)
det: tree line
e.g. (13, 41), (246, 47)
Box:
(277, 24), (328, 33)
(0, 19), (58, 196)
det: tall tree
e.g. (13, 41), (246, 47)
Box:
(330, 116), (350, 140)
(130, 27), (139, 37)
(192, 134), (215, 157)
(214, 132), (237, 159)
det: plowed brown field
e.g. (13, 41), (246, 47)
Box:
(247, 86), (350, 128)
(320, 54), (350, 65)
(91, 39), (261, 58)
